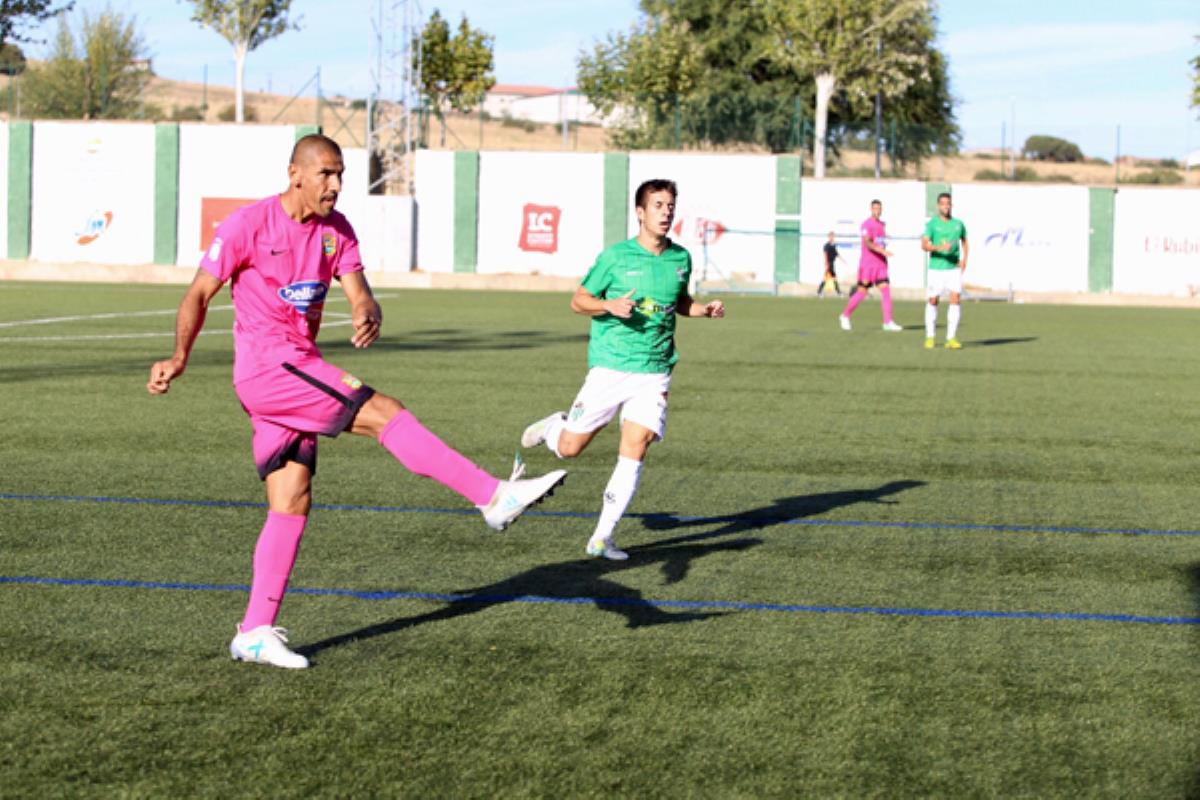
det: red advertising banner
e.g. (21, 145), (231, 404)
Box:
(518, 204), (561, 254)
(201, 197), (256, 252)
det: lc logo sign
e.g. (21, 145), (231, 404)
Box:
(519, 204), (561, 254)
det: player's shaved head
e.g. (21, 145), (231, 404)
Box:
(290, 133), (342, 166)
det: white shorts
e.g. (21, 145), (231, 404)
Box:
(926, 268), (963, 298)
(564, 367), (672, 440)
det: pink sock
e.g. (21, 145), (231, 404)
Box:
(843, 289), (866, 317)
(240, 511), (307, 631)
(378, 410), (500, 506)
(880, 284), (894, 324)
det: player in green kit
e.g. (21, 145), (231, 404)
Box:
(518, 179), (725, 560)
(921, 192), (969, 349)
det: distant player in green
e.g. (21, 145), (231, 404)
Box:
(921, 192), (969, 349)
(519, 178), (726, 560)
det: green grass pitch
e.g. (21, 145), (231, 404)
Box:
(1, 280), (1198, 797)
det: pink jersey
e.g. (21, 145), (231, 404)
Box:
(201, 195), (363, 384)
(859, 216), (887, 270)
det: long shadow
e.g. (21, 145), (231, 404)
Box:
(1183, 565), (1200, 798)
(967, 336), (1038, 348)
(0, 350), (233, 386)
(298, 534), (760, 660)
(318, 328), (588, 355)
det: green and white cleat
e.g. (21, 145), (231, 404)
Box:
(521, 412), (565, 448)
(586, 538), (629, 561)
(479, 469), (567, 531)
(230, 625), (309, 670)
(924, 337), (936, 349)
(944, 338), (962, 350)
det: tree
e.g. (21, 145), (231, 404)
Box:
(759, 0), (933, 177)
(0, 41), (25, 74)
(1191, 36), (1199, 109)
(0, 0), (73, 45)
(577, 0), (956, 161)
(20, 8), (150, 119)
(413, 9), (495, 146)
(187, 0), (296, 123)
(1023, 134), (1083, 163)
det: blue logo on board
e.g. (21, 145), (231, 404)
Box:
(278, 281), (328, 312)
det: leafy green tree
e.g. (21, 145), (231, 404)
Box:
(1191, 36), (1199, 109)
(20, 8), (150, 119)
(0, 0), (73, 45)
(1023, 134), (1083, 163)
(413, 9), (495, 145)
(187, 0), (296, 123)
(759, 0), (932, 177)
(0, 41), (25, 73)
(577, 0), (956, 162)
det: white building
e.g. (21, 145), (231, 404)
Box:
(482, 84), (611, 127)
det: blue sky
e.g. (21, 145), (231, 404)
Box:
(21, 0), (1200, 159)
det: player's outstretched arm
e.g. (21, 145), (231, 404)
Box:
(147, 269), (224, 395)
(340, 271), (382, 349)
(677, 293), (725, 318)
(571, 285), (636, 319)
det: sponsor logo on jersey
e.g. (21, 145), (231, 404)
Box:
(340, 373), (363, 390)
(278, 281), (328, 312)
(207, 237), (223, 262)
(322, 232), (337, 257)
(634, 297), (676, 316)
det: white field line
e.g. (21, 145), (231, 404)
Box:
(0, 294), (394, 343)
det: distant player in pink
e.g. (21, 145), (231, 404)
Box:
(838, 199), (902, 332)
(147, 134), (566, 670)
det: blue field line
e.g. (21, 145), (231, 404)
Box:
(2, 574), (1197, 627)
(2, 491), (1198, 539)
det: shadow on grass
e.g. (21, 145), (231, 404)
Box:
(298, 534), (758, 660)
(299, 480), (924, 661)
(319, 328), (588, 355)
(1183, 564), (1200, 799)
(967, 336), (1038, 347)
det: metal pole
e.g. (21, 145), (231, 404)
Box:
(1009, 97), (1016, 178)
(874, 37), (882, 179)
(316, 67), (322, 129)
(202, 64), (208, 119)
(1115, 125), (1121, 184)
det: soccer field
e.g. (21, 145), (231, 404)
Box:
(1, 281), (1198, 797)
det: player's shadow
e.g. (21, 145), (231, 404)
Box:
(633, 479), (925, 583)
(967, 336), (1038, 347)
(297, 534), (760, 660)
(319, 328), (587, 354)
(1182, 564), (1200, 799)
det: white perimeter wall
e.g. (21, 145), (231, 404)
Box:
(950, 184), (1090, 293)
(1113, 188), (1200, 296)
(176, 124), (297, 265)
(629, 153), (777, 285)
(415, 149), (455, 272)
(0, 123), (8, 256)
(477, 151), (604, 276)
(801, 180), (927, 289)
(30, 122), (155, 265)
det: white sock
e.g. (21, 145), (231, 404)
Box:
(947, 304), (961, 340)
(544, 414), (565, 458)
(925, 303), (938, 338)
(589, 456), (643, 546)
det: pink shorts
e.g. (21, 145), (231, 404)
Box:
(857, 262), (889, 286)
(234, 357), (375, 479)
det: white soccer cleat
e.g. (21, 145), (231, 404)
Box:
(521, 412), (565, 448)
(586, 538), (629, 561)
(882, 321), (903, 332)
(479, 469), (567, 531)
(838, 314), (852, 331)
(230, 625), (309, 670)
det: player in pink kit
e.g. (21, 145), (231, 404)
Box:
(838, 199), (903, 332)
(147, 134), (565, 670)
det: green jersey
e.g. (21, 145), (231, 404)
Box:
(580, 237), (692, 374)
(924, 216), (967, 269)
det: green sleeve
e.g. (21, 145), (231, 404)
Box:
(581, 249), (613, 298)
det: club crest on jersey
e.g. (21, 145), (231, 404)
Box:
(340, 373), (363, 390)
(278, 281), (328, 312)
(322, 233), (336, 257)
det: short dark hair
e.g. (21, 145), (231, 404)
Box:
(870, 199), (882, 206)
(290, 133), (342, 165)
(635, 179), (677, 209)
(937, 192), (952, 202)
